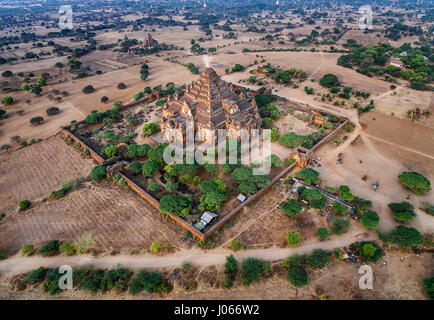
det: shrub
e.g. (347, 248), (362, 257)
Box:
(286, 268), (309, 287)
(73, 232), (96, 254)
(281, 199), (302, 217)
(423, 277), (434, 300)
(220, 274), (234, 289)
(398, 172), (431, 195)
(282, 254), (305, 269)
(331, 217), (350, 235)
(150, 241), (162, 253)
(319, 73), (339, 88)
(106, 266), (132, 293)
(30, 116), (44, 125)
(159, 194), (192, 217)
(91, 165), (107, 181)
(59, 242), (76, 256)
(26, 267), (47, 284)
(286, 230), (301, 246)
(18, 200), (31, 210)
(388, 202), (416, 223)
(104, 144), (118, 158)
(142, 160), (158, 177)
(82, 85), (95, 94)
(46, 106), (60, 116)
(128, 161), (142, 174)
(129, 269), (162, 294)
(358, 241), (382, 263)
(22, 244), (35, 256)
(117, 83), (126, 89)
(240, 258), (263, 286)
(142, 122), (160, 136)
(332, 201), (347, 215)
(225, 254), (238, 273)
(2, 96), (14, 105)
(80, 269), (106, 293)
(360, 211), (380, 229)
(38, 240), (60, 256)
(317, 228), (331, 241)
(42, 268), (62, 295)
(101, 96), (109, 103)
(306, 249), (330, 269)
(148, 182), (160, 192)
(378, 225), (423, 248)
(230, 239), (243, 251)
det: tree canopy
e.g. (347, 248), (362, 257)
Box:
(399, 172), (431, 195)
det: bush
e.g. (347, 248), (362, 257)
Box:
(423, 277), (434, 300)
(159, 194), (192, 217)
(101, 96), (109, 103)
(106, 266), (132, 293)
(91, 165), (107, 181)
(42, 268), (62, 295)
(286, 268), (309, 287)
(142, 160), (158, 177)
(150, 241), (162, 253)
(358, 241), (382, 263)
(317, 228), (331, 241)
(26, 267), (47, 284)
(332, 201), (347, 215)
(80, 269), (106, 293)
(331, 217), (350, 235)
(129, 269), (162, 294)
(18, 200), (31, 210)
(378, 225), (423, 248)
(142, 122), (160, 136)
(240, 258), (263, 286)
(360, 211), (380, 229)
(2, 96), (14, 105)
(398, 172), (431, 195)
(220, 274), (234, 289)
(388, 201), (416, 223)
(281, 199), (302, 217)
(230, 239), (243, 251)
(30, 116), (44, 125)
(117, 83), (126, 89)
(82, 85), (95, 94)
(59, 242), (76, 255)
(46, 106), (60, 116)
(306, 249), (330, 269)
(225, 254), (238, 273)
(38, 240), (60, 256)
(104, 144), (118, 158)
(22, 244), (35, 256)
(319, 73), (339, 88)
(73, 232), (96, 254)
(128, 161), (142, 174)
(286, 230), (301, 246)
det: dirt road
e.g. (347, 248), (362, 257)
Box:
(0, 229), (374, 275)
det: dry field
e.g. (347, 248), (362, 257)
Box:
(0, 134), (94, 214)
(0, 181), (186, 253)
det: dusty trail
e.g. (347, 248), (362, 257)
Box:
(0, 230), (374, 276)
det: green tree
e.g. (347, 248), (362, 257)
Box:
(286, 268), (309, 287)
(128, 161), (142, 174)
(317, 228), (331, 241)
(142, 160), (158, 177)
(2, 96), (14, 105)
(91, 165), (107, 181)
(240, 258), (263, 286)
(270, 128), (280, 142)
(199, 190), (227, 211)
(104, 144), (118, 158)
(129, 269), (162, 294)
(302, 188), (323, 202)
(378, 225), (424, 248)
(332, 201), (347, 215)
(224, 254), (238, 273)
(26, 267), (47, 284)
(306, 249), (330, 269)
(388, 202), (416, 223)
(281, 199), (302, 217)
(294, 168), (321, 185)
(150, 241), (162, 253)
(398, 172), (431, 195)
(286, 230), (301, 246)
(423, 277), (434, 300)
(331, 217), (350, 235)
(360, 211), (380, 229)
(319, 73), (339, 88)
(265, 154), (282, 167)
(159, 194), (192, 217)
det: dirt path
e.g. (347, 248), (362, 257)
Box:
(0, 230), (374, 276)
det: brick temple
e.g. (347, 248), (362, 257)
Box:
(160, 67), (261, 143)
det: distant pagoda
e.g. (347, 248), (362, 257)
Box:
(160, 68), (261, 143)
(142, 33), (158, 50)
